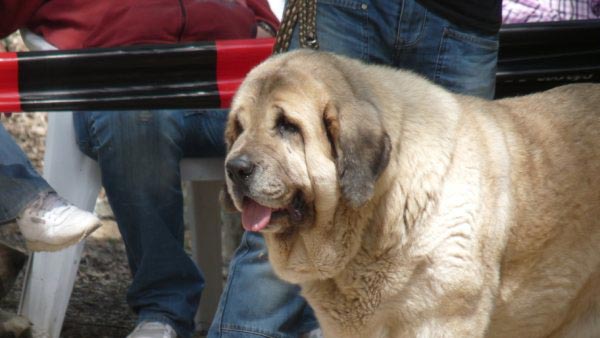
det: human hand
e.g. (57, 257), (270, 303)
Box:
(256, 26), (273, 38)
(256, 21), (276, 38)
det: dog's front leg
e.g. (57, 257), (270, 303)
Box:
(402, 247), (498, 338)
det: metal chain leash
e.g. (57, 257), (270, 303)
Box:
(273, 0), (319, 54)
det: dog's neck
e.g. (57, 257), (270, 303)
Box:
(300, 84), (464, 331)
(301, 182), (441, 333)
(300, 122), (455, 332)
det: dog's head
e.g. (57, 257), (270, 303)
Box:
(224, 50), (391, 282)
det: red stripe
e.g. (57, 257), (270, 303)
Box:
(0, 52), (21, 113)
(216, 38), (274, 108)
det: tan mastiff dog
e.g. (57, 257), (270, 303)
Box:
(223, 50), (600, 338)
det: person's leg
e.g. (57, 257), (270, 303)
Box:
(73, 110), (203, 338)
(0, 121), (101, 251)
(311, 0), (498, 98)
(287, 0), (497, 98)
(209, 232), (318, 338)
(0, 122), (52, 223)
(178, 109), (228, 158)
(388, 0), (499, 98)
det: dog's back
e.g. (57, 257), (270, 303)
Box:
(483, 83), (600, 337)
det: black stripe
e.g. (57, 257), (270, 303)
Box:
(18, 42), (220, 111)
(495, 20), (600, 98)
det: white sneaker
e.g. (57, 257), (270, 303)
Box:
(127, 321), (177, 338)
(302, 329), (324, 338)
(17, 192), (102, 252)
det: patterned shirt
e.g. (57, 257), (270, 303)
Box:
(503, 0), (600, 23)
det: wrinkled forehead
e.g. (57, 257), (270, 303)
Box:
(232, 68), (325, 121)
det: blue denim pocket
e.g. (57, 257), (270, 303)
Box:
(434, 26), (499, 98)
(394, 0), (429, 48)
(442, 26), (499, 51)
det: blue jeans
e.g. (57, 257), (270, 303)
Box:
(208, 0), (499, 337)
(73, 109), (228, 338)
(0, 122), (52, 223)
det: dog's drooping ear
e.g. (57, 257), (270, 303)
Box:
(224, 116), (242, 152)
(324, 100), (391, 208)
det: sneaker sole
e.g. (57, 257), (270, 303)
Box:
(25, 221), (103, 252)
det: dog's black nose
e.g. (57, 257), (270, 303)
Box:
(226, 155), (255, 184)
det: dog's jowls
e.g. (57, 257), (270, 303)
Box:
(223, 50), (600, 338)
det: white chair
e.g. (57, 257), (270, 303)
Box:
(17, 112), (225, 337)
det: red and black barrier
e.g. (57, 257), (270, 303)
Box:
(1, 20), (599, 113)
(0, 38), (274, 112)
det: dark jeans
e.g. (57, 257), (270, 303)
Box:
(73, 109), (228, 338)
(0, 122), (52, 223)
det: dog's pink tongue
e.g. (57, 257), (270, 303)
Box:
(242, 199), (272, 232)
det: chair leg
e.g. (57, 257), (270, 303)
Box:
(186, 180), (223, 334)
(18, 112), (102, 338)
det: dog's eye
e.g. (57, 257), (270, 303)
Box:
(234, 118), (244, 136)
(276, 114), (300, 135)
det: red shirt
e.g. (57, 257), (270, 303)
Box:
(0, 0), (279, 49)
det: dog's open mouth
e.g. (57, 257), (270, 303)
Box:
(241, 192), (306, 232)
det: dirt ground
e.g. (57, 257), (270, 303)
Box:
(0, 220), (136, 338)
